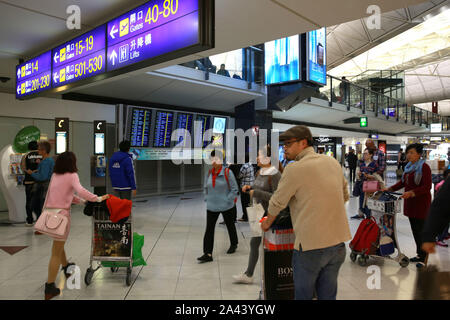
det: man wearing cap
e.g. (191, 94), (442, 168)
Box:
(261, 125), (351, 300)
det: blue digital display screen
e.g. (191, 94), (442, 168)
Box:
(213, 117), (226, 134)
(194, 115), (211, 148)
(264, 35), (300, 85)
(307, 28), (327, 85)
(153, 111), (174, 147)
(130, 108), (151, 147)
(176, 113), (193, 147)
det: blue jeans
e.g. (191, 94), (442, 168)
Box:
(292, 243), (346, 300)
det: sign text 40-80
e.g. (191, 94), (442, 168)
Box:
(145, 0), (179, 25)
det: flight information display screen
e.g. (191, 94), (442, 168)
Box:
(130, 108), (152, 147)
(194, 115), (211, 148)
(153, 111), (174, 147)
(176, 113), (193, 147)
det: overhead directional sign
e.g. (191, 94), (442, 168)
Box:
(16, 51), (52, 98)
(16, 0), (213, 99)
(106, 0), (200, 71)
(52, 25), (106, 87)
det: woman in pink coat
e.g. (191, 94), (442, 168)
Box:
(43, 151), (109, 300)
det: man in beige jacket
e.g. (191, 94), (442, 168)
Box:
(261, 125), (351, 300)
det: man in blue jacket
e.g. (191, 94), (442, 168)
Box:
(109, 140), (136, 200)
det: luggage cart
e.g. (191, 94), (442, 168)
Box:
(261, 225), (295, 300)
(84, 203), (133, 286)
(350, 191), (409, 268)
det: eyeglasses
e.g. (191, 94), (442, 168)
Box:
(283, 139), (300, 148)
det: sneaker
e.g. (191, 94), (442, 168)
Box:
(409, 256), (424, 263)
(350, 215), (364, 220)
(436, 241), (448, 247)
(197, 254), (213, 263)
(25, 222), (33, 227)
(233, 273), (253, 284)
(227, 245), (237, 254)
(416, 262), (426, 269)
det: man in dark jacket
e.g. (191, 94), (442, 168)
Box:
(109, 140), (136, 200)
(347, 149), (358, 183)
(422, 178), (450, 254)
(20, 141), (42, 226)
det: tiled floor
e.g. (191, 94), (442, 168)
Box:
(0, 169), (448, 300)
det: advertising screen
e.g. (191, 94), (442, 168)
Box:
(52, 25), (106, 87)
(194, 115), (211, 148)
(130, 108), (152, 147)
(212, 117), (227, 134)
(56, 132), (67, 155)
(307, 28), (327, 85)
(95, 133), (105, 155)
(265, 35), (300, 85)
(106, 0), (200, 72)
(16, 51), (52, 98)
(175, 113), (194, 147)
(153, 111), (174, 147)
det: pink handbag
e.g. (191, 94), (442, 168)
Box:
(363, 181), (380, 193)
(34, 176), (69, 239)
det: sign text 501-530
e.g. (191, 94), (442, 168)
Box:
(53, 53), (105, 86)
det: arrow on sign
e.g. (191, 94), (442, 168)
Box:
(17, 86), (21, 95)
(54, 52), (59, 63)
(110, 25), (118, 39)
(110, 50), (118, 66)
(53, 72), (59, 83)
(17, 69), (21, 79)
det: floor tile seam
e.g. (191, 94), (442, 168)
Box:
(124, 197), (182, 299)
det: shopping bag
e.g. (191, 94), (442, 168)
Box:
(414, 265), (450, 300)
(101, 232), (147, 268)
(247, 203), (265, 237)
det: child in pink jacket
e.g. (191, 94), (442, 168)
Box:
(43, 151), (108, 300)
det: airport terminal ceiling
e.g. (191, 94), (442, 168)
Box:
(0, 0), (429, 96)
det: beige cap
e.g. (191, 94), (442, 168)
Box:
(279, 125), (313, 144)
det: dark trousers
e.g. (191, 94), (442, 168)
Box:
(25, 184), (34, 224)
(408, 217), (427, 261)
(114, 190), (132, 200)
(240, 191), (251, 220)
(230, 205), (237, 222)
(349, 167), (356, 183)
(31, 182), (48, 220)
(204, 208), (238, 255)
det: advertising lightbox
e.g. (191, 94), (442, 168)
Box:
(264, 35), (300, 85)
(306, 28), (327, 85)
